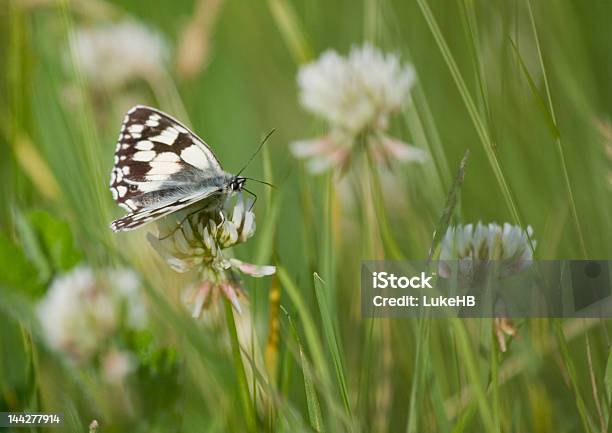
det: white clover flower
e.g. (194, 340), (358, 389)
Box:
(70, 20), (168, 90)
(292, 43), (426, 173)
(438, 222), (536, 283)
(37, 267), (146, 364)
(147, 195), (275, 317)
(438, 222), (534, 353)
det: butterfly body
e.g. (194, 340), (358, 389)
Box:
(109, 105), (245, 232)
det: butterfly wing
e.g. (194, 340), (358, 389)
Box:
(110, 187), (220, 231)
(109, 105), (229, 232)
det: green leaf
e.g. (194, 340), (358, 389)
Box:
(14, 212), (51, 284)
(0, 232), (43, 297)
(27, 210), (81, 272)
(0, 211), (81, 298)
(132, 331), (177, 375)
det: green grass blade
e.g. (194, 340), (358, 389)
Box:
(405, 315), (431, 433)
(365, 154), (406, 259)
(277, 266), (352, 431)
(553, 320), (595, 433)
(604, 344), (612, 429)
(313, 273), (351, 418)
(458, 0), (491, 120)
(276, 266), (331, 388)
(450, 319), (497, 433)
(427, 149), (469, 262)
(524, 0), (587, 257)
(225, 300), (258, 433)
(320, 174), (337, 305)
(508, 39), (560, 139)
(267, 0), (312, 64)
(415, 0), (523, 228)
(284, 307), (325, 432)
(411, 75), (452, 189)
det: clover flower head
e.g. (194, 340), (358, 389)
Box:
(148, 194), (275, 317)
(291, 43), (426, 173)
(438, 222), (534, 352)
(36, 266), (146, 364)
(70, 20), (168, 90)
(438, 222), (535, 283)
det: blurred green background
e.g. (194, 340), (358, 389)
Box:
(1, 0), (612, 432)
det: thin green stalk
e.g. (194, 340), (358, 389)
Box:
(225, 300), (257, 433)
(298, 163), (318, 274)
(277, 267), (352, 431)
(276, 267), (332, 388)
(365, 153), (406, 259)
(148, 70), (191, 127)
(402, 99), (447, 205)
(411, 85), (452, 188)
(357, 317), (375, 421)
(320, 173), (337, 308)
(458, 0), (491, 121)
(283, 307), (325, 432)
(489, 323), (500, 432)
(427, 150), (469, 262)
(313, 273), (352, 418)
(450, 319), (497, 433)
(553, 319), (595, 433)
(364, 0), (380, 43)
(405, 314), (431, 433)
(267, 0), (312, 64)
(524, 0), (587, 257)
(415, 0), (523, 228)
(585, 334), (605, 433)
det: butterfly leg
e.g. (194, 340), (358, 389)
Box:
(242, 187), (258, 211)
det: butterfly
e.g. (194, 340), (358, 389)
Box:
(109, 105), (250, 232)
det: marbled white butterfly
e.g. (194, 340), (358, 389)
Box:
(109, 105), (250, 232)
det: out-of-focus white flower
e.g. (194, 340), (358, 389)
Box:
(291, 43), (426, 173)
(438, 222), (533, 353)
(101, 348), (135, 384)
(438, 222), (535, 282)
(37, 267), (146, 364)
(148, 195), (275, 317)
(70, 20), (168, 90)
(89, 420), (99, 433)
(298, 44), (413, 134)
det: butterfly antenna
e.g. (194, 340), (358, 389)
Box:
(244, 177), (276, 188)
(236, 129), (276, 177)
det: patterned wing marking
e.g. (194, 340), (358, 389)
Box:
(109, 105), (227, 214)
